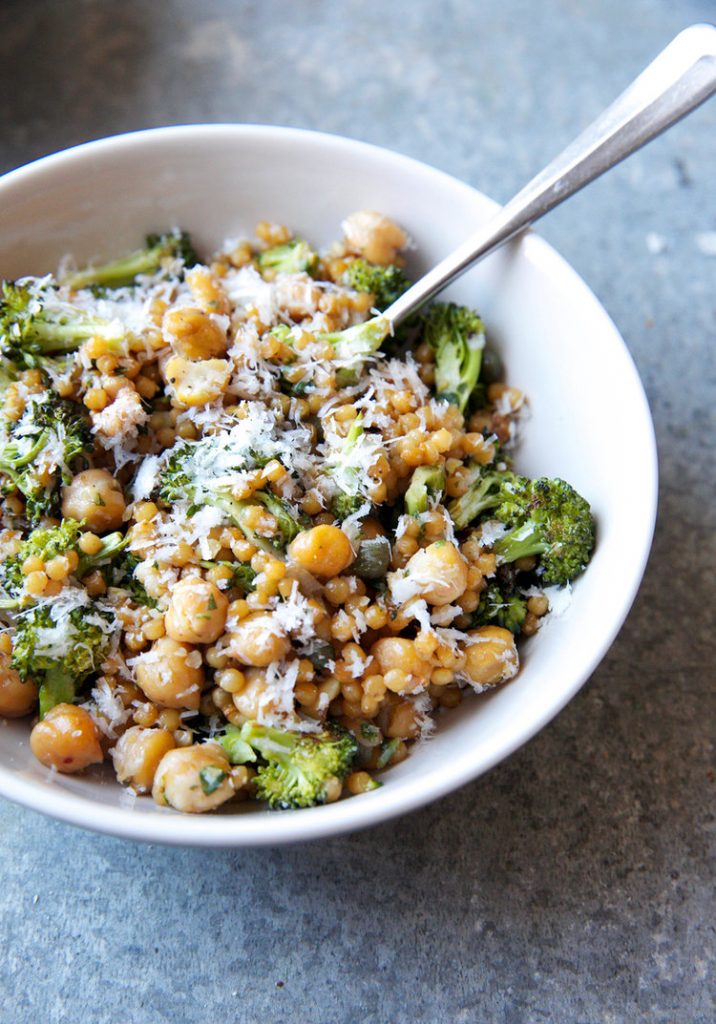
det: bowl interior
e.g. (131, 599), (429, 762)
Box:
(0, 126), (657, 845)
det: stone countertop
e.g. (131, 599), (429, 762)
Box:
(1, 2), (714, 1021)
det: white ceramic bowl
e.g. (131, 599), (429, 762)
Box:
(0, 125), (657, 846)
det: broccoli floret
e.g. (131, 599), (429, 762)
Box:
(158, 438), (248, 526)
(492, 477), (595, 586)
(0, 356), (17, 396)
(109, 552), (157, 608)
(262, 324), (298, 365)
(0, 280), (126, 369)
(158, 444), (304, 551)
(331, 492), (366, 521)
(423, 302), (485, 412)
(343, 259), (411, 311)
(246, 491), (305, 549)
(63, 231), (199, 290)
(11, 593), (117, 717)
(448, 466), (516, 531)
(327, 417), (371, 520)
(0, 519), (126, 607)
(473, 584), (527, 634)
(404, 465), (446, 516)
(220, 721), (358, 810)
(318, 316), (391, 386)
(256, 240), (318, 277)
(0, 391), (93, 523)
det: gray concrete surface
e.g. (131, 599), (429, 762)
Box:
(1, 1), (714, 1021)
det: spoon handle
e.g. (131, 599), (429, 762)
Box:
(385, 23), (716, 327)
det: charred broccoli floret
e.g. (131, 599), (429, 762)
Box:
(492, 477), (595, 586)
(0, 391), (93, 523)
(423, 302), (485, 412)
(63, 231), (199, 290)
(11, 591), (118, 717)
(343, 259), (411, 311)
(220, 721), (358, 810)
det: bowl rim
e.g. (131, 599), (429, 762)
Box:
(0, 123), (658, 846)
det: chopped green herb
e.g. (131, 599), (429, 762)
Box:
(198, 765), (227, 795)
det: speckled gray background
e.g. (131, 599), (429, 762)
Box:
(1, 2), (714, 1022)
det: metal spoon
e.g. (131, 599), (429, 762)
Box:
(385, 23), (716, 328)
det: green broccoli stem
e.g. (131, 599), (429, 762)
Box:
(220, 725), (258, 765)
(65, 249), (165, 291)
(77, 532), (129, 577)
(28, 317), (125, 352)
(424, 303), (485, 413)
(404, 465), (446, 516)
(238, 721), (297, 758)
(0, 431), (48, 471)
(328, 416), (365, 509)
(436, 344), (482, 410)
(39, 668), (76, 718)
(319, 316), (390, 386)
(192, 492), (289, 554)
(492, 523), (547, 565)
(448, 471), (506, 530)
(63, 232), (198, 290)
(342, 417), (364, 452)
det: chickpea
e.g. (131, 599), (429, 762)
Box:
(360, 517), (386, 540)
(186, 267), (231, 315)
(274, 277), (323, 319)
(231, 666), (283, 719)
(399, 541), (468, 607)
(462, 626), (519, 688)
(61, 469), (126, 532)
(30, 704), (103, 774)
(165, 577), (228, 645)
(162, 306), (228, 359)
(289, 525), (353, 579)
(342, 210), (407, 265)
(0, 653), (38, 717)
(112, 726), (176, 793)
(164, 355), (230, 407)
(152, 744), (234, 813)
(226, 612), (290, 668)
(134, 636), (204, 709)
(91, 388), (147, 443)
(385, 700), (420, 739)
(370, 638), (432, 693)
